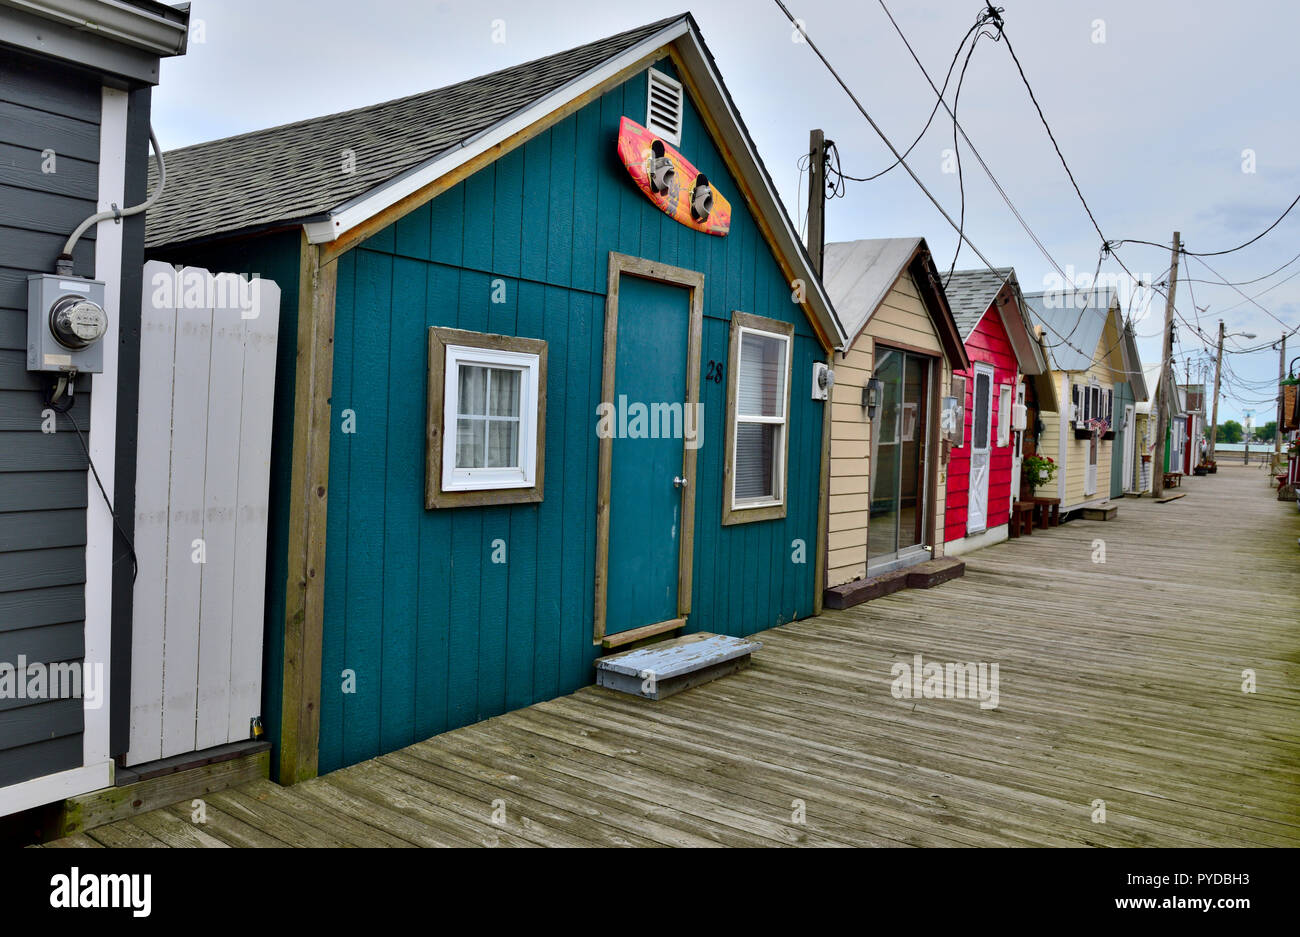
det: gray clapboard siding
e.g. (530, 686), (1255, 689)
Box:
(0, 508), (86, 552)
(0, 390), (91, 428)
(0, 546), (86, 593)
(0, 584), (84, 632)
(0, 55), (101, 123)
(1, 186), (100, 238)
(0, 472), (87, 512)
(0, 621), (83, 667)
(0, 43), (105, 793)
(0, 433), (89, 472)
(0, 142), (99, 199)
(0, 224), (95, 275)
(0, 734), (82, 788)
(0, 310), (23, 350)
(0, 698), (83, 746)
(0, 100), (100, 161)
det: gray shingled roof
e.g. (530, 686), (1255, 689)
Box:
(1021, 287), (1117, 372)
(145, 15), (685, 247)
(943, 267), (1012, 338)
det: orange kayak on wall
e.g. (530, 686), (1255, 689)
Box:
(617, 116), (731, 237)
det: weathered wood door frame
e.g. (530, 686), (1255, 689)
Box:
(593, 252), (704, 646)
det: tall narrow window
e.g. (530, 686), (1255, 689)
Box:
(723, 312), (793, 525)
(973, 369), (991, 450)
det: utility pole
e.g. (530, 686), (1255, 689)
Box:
(806, 129), (827, 277)
(1152, 231), (1180, 496)
(1209, 320), (1224, 463)
(1275, 334), (1287, 471)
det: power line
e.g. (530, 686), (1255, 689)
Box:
(1116, 191), (1300, 258)
(1178, 244), (1300, 287)
(834, 17), (985, 183)
(777, 0), (1149, 379)
(1189, 254), (1299, 333)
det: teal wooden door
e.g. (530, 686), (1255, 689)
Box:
(606, 275), (692, 635)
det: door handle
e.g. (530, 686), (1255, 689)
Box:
(673, 475), (688, 489)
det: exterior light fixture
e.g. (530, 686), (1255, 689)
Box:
(863, 377), (883, 417)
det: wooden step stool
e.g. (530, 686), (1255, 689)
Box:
(1010, 501), (1036, 537)
(1031, 496), (1061, 529)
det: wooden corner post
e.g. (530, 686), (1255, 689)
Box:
(279, 231), (338, 784)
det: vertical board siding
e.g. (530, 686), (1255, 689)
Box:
(313, 62), (823, 772)
(945, 306), (1019, 542)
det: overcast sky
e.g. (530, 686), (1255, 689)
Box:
(154, 0), (1300, 427)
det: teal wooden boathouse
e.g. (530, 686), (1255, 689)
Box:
(146, 15), (845, 780)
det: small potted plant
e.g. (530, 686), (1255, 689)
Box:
(1021, 454), (1057, 499)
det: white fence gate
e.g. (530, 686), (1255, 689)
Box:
(124, 262), (280, 765)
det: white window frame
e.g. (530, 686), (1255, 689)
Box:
(723, 312), (795, 526)
(996, 383), (1013, 448)
(441, 344), (541, 492)
(732, 325), (791, 509)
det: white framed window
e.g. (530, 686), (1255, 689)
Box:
(996, 383), (1013, 447)
(426, 328), (547, 509)
(442, 345), (539, 491)
(646, 67), (684, 145)
(723, 312), (794, 525)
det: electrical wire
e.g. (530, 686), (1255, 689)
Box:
(1116, 191), (1300, 258)
(62, 126), (166, 262)
(1189, 254), (1299, 334)
(61, 403), (139, 586)
(774, 0), (1154, 378)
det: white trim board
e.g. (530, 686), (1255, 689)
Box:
(0, 761), (113, 817)
(83, 84), (127, 775)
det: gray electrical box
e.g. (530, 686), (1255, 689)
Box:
(27, 274), (109, 373)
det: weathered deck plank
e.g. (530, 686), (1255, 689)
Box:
(44, 465), (1300, 847)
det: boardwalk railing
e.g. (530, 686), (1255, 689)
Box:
(123, 262), (280, 766)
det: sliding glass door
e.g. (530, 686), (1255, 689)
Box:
(868, 348), (933, 573)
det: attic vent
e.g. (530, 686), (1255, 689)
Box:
(646, 68), (683, 145)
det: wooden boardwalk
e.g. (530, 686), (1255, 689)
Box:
(44, 465), (1300, 847)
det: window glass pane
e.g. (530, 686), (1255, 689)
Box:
(973, 372), (990, 449)
(455, 417), (486, 468)
(487, 419), (520, 468)
(735, 422), (778, 501)
(489, 367), (521, 417)
(457, 364), (488, 416)
(737, 332), (786, 417)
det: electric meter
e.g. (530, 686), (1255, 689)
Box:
(27, 274), (108, 373)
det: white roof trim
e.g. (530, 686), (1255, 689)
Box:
(304, 18), (846, 349)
